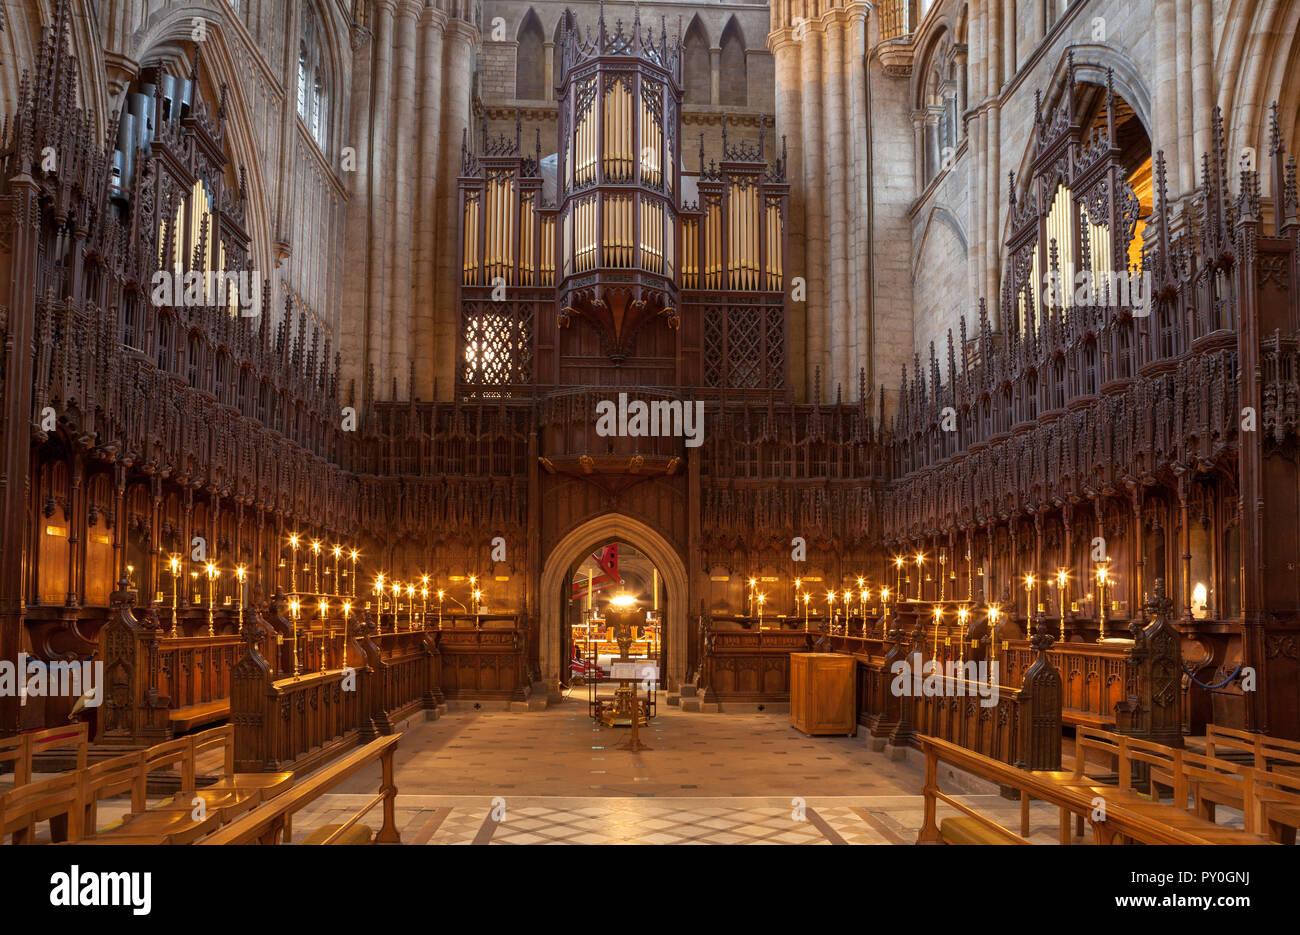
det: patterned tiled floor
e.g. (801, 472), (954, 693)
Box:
(288, 795), (922, 844)
(278, 699), (1081, 844)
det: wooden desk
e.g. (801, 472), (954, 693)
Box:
(790, 653), (856, 736)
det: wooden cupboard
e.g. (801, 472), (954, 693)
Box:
(789, 653), (856, 736)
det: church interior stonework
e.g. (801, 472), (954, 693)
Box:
(1, 0), (1299, 897)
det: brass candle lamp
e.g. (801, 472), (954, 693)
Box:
(235, 564), (247, 616)
(168, 554), (181, 634)
(349, 549), (360, 598)
(331, 544), (342, 598)
(957, 604), (969, 663)
(915, 552), (925, 601)
(931, 604), (943, 666)
(987, 604), (1002, 671)
(288, 533), (300, 593)
(318, 598), (329, 670)
(1095, 561), (1111, 641)
(341, 600), (352, 666)
(1055, 568), (1069, 641)
(893, 555), (905, 597)
(289, 596), (302, 677)
(310, 539), (322, 596)
(204, 561), (218, 637)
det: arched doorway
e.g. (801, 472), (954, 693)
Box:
(540, 513), (688, 698)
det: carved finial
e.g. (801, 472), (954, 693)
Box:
(1030, 615), (1055, 653)
(1144, 578), (1174, 622)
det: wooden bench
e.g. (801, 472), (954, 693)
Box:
(191, 724), (294, 803)
(0, 772), (83, 844)
(919, 735), (1270, 845)
(169, 700), (231, 733)
(1207, 724), (1300, 777)
(79, 751), (223, 844)
(199, 734), (402, 845)
(1063, 728), (1277, 844)
(0, 723), (89, 789)
(1253, 769), (1300, 844)
(1062, 708), (1115, 730)
(143, 734), (260, 824)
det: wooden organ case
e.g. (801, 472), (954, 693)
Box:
(456, 12), (791, 396)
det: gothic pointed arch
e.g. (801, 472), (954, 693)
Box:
(515, 9), (545, 100)
(718, 17), (746, 107)
(682, 15), (710, 105)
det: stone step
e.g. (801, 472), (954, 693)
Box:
(679, 697), (702, 712)
(678, 683), (699, 698)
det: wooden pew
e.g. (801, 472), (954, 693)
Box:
(143, 734), (259, 824)
(199, 733), (402, 845)
(0, 773), (83, 844)
(1253, 769), (1300, 844)
(1206, 724), (1300, 776)
(0, 723), (89, 789)
(918, 735), (1270, 845)
(78, 751), (222, 844)
(191, 725), (294, 803)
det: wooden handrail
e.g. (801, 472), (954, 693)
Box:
(199, 734), (401, 845)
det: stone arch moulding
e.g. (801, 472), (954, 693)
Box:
(539, 512), (689, 699)
(1041, 44), (1154, 142)
(911, 203), (968, 281)
(129, 11), (277, 299)
(1004, 45), (1153, 249)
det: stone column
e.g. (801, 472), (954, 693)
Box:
(914, 112), (929, 191)
(1175, 0), (1195, 189)
(710, 47), (721, 104)
(1153, 0), (1181, 194)
(340, 18), (376, 398)
(770, 28), (807, 397)
(1002, 0), (1017, 85)
(413, 10), (447, 401)
(848, 8), (872, 395)
(367, 0), (398, 396)
(985, 0), (1003, 309)
(924, 112), (941, 182)
(801, 25), (828, 386)
(387, 0), (422, 389)
(1190, 0), (1214, 173)
(966, 0), (985, 316)
(824, 12), (850, 395)
(435, 19), (479, 397)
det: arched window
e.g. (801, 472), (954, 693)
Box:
(916, 30), (962, 187)
(682, 18), (710, 105)
(718, 19), (746, 106)
(516, 11), (545, 100)
(298, 4), (329, 150)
